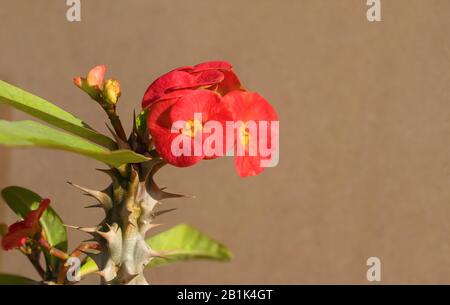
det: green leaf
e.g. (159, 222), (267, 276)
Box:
(0, 120), (149, 167)
(0, 80), (116, 149)
(147, 224), (233, 268)
(79, 224), (232, 277)
(135, 109), (148, 135)
(1, 186), (68, 272)
(79, 257), (99, 278)
(0, 274), (37, 285)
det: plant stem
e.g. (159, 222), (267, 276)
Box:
(106, 107), (127, 143)
(38, 237), (69, 261)
(26, 252), (46, 280)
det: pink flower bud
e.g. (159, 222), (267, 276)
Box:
(86, 65), (106, 90)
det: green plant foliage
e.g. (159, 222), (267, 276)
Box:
(147, 224), (233, 268)
(0, 80), (116, 149)
(0, 120), (149, 167)
(0, 274), (37, 285)
(1, 186), (68, 272)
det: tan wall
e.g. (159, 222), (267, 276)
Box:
(1, 0), (450, 284)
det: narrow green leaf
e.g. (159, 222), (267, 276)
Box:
(1, 186), (67, 272)
(79, 258), (99, 278)
(146, 224), (233, 268)
(0, 80), (116, 149)
(0, 120), (149, 167)
(0, 274), (37, 285)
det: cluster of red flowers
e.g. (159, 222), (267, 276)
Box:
(1, 199), (50, 251)
(142, 61), (278, 177)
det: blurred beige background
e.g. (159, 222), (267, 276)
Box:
(1, 0), (450, 284)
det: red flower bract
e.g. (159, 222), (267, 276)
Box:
(148, 90), (232, 167)
(143, 60), (278, 177)
(1, 199), (50, 251)
(142, 61), (242, 108)
(222, 91), (279, 177)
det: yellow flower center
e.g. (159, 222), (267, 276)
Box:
(181, 119), (203, 138)
(239, 124), (251, 146)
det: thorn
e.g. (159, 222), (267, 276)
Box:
(143, 162), (193, 200)
(106, 123), (130, 149)
(67, 182), (113, 210)
(148, 249), (170, 259)
(152, 208), (177, 217)
(140, 160), (165, 183)
(96, 168), (119, 183)
(132, 109), (138, 133)
(151, 183), (193, 201)
(141, 223), (163, 235)
(64, 224), (99, 234)
(81, 251), (112, 280)
(63, 224), (79, 230)
(79, 227), (100, 234)
(96, 231), (110, 240)
(150, 161), (166, 177)
(149, 223), (163, 229)
(85, 204), (103, 209)
(96, 223), (120, 242)
(105, 123), (117, 138)
(96, 168), (114, 174)
(158, 190), (192, 200)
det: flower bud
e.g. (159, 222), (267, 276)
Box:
(73, 65), (107, 101)
(87, 65), (106, 90)
(104, 78), (121, 105)
(73, 77), (83, 89)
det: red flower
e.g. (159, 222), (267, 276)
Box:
(142, 61), (242, 108)
(222, 91), (279, 177)
(1, 199), (50, 251)
(143, 61), (278, 177)
(148, 90), (232, 167)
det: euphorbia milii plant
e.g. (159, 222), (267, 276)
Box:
(0, 61), (278, 285)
